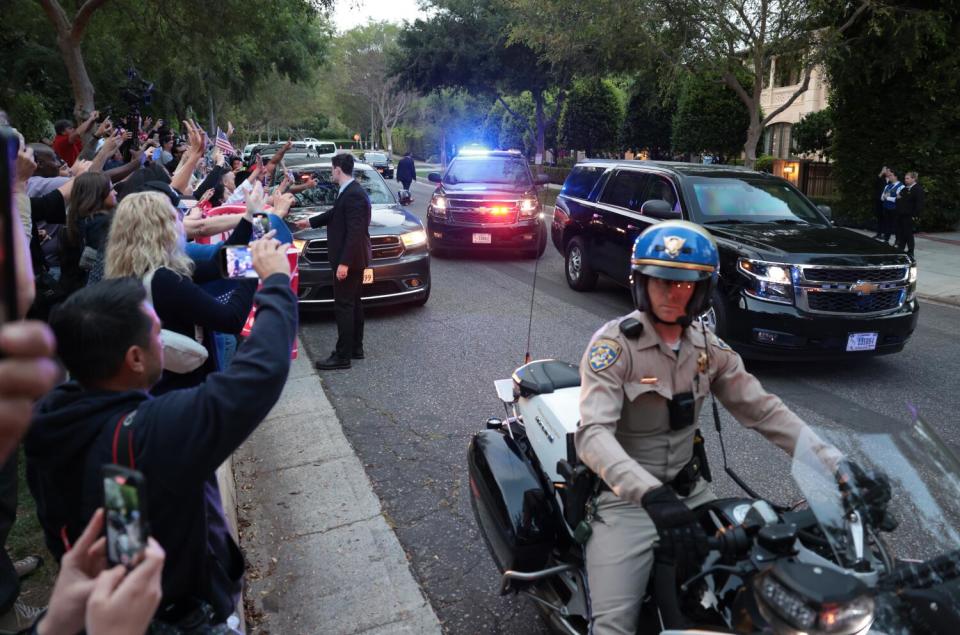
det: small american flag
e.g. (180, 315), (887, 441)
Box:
(215, 127), (235, 155)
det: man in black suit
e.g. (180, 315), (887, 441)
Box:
(895, 171), (924, 259)
(396, 151), (416, 192)
(296, 153), (372, 369)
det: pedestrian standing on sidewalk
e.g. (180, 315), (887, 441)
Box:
(396, 151), (416, 192)
(295, 153), (372, 370)
(895, 171), (924, 259)
(878, 168), (904, 245)
(872, 166), (889, 239)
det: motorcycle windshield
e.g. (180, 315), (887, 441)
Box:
(791, 413), (960, 563)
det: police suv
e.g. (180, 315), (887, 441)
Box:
(551, 160), (919, 359)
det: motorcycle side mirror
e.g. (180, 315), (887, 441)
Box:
(494, 378), (516, 405)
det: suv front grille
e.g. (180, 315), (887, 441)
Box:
(446, 197), (520, 225)
(449, 210), (518, 225)
(303, 235), (403, 264)
(795, 263), (911, 316)
(802, 267), (908, 284)
(806, 290), (905, 314)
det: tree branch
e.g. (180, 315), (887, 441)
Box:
(760, 65), (812, 126)
(35, 0), (71, 36)
(496, 94), (537, 140)
(73, 0), (111, 38)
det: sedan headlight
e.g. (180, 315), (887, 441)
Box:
(738, 258), (795, 305)
(401, 229), (427, 249)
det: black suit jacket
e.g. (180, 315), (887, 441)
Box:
(309, 179), (372, 269)
(898, 183), (925, 217)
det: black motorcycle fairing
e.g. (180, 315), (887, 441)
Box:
(468, 430), (559, 574)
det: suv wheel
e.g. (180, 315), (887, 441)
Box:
(527, 226), (548, 259)
(565, 236), (598, 291)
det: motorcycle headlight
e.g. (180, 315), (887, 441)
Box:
(754, 570), (874, 635)
(401, 229), (427, 248)
(738, 258), (795, 305)
(429, 194), (447, 219)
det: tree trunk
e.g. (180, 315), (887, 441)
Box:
(534, 91), (545, 165)
(385, 126), (394, 156)
(57, 34), (95, 121)
(742, 114), (764, 170)
(440, 129), (447, 168)
(208, 94), (217, 139)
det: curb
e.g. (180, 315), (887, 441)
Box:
(231, 344), (443, 635)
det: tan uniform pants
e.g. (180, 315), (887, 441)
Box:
(584, 480), (716, 635)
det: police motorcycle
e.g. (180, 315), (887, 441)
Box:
(468, 362), (960, 634)
(467, 220), (960, 634)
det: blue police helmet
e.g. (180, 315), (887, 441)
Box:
(630, 220), (719, 325)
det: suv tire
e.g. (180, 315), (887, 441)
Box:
(565, 236), (598, 291)
(527, 227), (548, 259)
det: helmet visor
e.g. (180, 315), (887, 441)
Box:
(634, 262), (712, 282)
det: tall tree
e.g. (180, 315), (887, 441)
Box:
(791, 107), (833, 159)
(672, 71), (751, 162)
(558, 78), (624, 156)
(335, 23), (416, 154)
(393, 0), (569, 163)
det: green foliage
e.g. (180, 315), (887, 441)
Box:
(792, 108), (833, 158)
(826, 2), (960, 231)
(558, 78), (624, 155)
(672, 71), (751, 160)
(621, 79), (674, 158)
(531, 165), (571, 185)
(2, 92), (52, 142)
(754, 155), (775, 174)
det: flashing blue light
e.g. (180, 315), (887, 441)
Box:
(459, 146), (490, 156)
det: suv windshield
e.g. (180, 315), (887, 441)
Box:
(290, 167), (395, 207)
(686, 176), (826, 225)
(444, 157), (532, 187)
(364, 153), (388, 163)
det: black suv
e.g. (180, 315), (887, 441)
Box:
(362, 151), (394, 179)
(427, 150), (550, 257)
(552, 160), (919, 359)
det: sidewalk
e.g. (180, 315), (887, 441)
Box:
(849, 229), (960, 306)
(232, 348), (443, 634)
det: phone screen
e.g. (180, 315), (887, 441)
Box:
(251, 213), (270, 240)
(220, 245), (257, 278)
(103, 466), (148, 568)
(0, 128), (19, 325)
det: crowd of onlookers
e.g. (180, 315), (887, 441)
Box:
(1, 107), (305, 634)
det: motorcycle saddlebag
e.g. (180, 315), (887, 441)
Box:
(468, 430), (556, 573)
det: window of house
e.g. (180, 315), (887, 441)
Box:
(774, 56), (802, 88)
(764, 123), (793, 159)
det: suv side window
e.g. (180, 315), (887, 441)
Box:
(599, 170), (653, 212)
(560, 166), (606, 199)
(644, 175), (680, 211)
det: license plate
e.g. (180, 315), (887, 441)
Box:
(362, 268), (374, 284)
(472, 233), (492, 244)
(846, 332), (878, 352)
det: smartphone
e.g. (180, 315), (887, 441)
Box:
(251, 212), (270, 240)
(219, 244), (258, 279)
(102, 464), (149, 568)
(0, 127), (19, 326)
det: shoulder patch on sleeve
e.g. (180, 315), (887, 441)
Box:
(714, 337), (732, 350)
(588, 339), (622, 372)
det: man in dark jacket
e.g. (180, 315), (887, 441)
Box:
(895, 171), (924, 259)
(295, 153), (372, 369)
(25, 238), (296, 628)
(396, 151), (416, 191)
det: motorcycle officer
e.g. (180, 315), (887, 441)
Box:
(576, 220), (867, 634)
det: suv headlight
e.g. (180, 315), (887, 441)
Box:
(401, 229), (427, 248)
(429, 194), (447, 219)
(738, 258), (795, 305)
(519, 195), (539, 218)
(909, 263), (918, 284)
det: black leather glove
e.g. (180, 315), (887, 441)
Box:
(642, 485), (708, 577)
(836, 460), (897, 531)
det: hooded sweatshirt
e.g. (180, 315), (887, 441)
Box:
(26, 274), (297, 622)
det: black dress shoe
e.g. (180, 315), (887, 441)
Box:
(315, 354), (351, 370)
(351, 348), (365, 360)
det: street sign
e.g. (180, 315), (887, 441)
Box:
(353, 133), (361, 142)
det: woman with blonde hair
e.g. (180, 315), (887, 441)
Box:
(104, 191), (258, 394)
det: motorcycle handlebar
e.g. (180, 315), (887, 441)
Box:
(885, 547), (960, 591)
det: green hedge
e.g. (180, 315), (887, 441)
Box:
(532, 165), (571, 185)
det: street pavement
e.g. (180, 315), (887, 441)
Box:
(247, 178), (960, 634)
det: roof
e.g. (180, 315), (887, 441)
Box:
(574, 159), (776, 179)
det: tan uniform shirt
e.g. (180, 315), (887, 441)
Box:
(576, 310), (837, 508)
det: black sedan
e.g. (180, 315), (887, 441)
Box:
(361, 151), (394, 179)
(284, 162), (430, 307)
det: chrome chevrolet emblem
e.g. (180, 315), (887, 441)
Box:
(850, 280), (879, 295)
